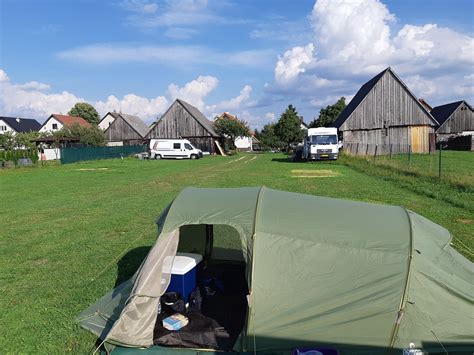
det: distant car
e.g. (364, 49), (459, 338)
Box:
(149, 139), (203, 160)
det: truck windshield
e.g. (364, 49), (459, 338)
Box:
(310, 135), (337, 145)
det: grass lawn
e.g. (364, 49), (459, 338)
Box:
(0, 153), (472, 353)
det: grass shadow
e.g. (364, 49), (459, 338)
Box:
(115, 246), (152, 288)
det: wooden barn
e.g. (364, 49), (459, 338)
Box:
(146, 99), (220, 154)
(431, 100), (473, 139)
(333, 67), (438, 155)
(99, 112), (149, 146)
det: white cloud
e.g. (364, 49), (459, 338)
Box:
(206, 85), (253, 113)
(0, 69), (221, 121)
(167, 75), (219, 111)
(0, 70), (84, 118)
(275, 43), (315, 84)
(95, 94), (168, 120)
(164, 27), (198, 39)
(120, 0), (242, 33)
(57, 44), (274, 68)
(265, 112), (275, 121)
(0, 69), (9, 82)
(270, 0), (474, 108)
(120, 0), (158, 14)
(17, 81), (51, 91)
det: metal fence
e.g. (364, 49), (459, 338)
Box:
(60, 145), (146, 164)
(342, 143), (472, 186)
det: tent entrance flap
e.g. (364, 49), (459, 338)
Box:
(153, 224), (249, 351)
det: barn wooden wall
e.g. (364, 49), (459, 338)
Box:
(147, 102), (211, 139)
(146, 102), (216, 153)
(436, 102), (474, 134)
(105, 116), (143, 142)
(343, 125), (434, 155)
(340, 70), (434, 131)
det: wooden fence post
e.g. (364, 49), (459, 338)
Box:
(365, 144), (369, 156)
(355, 143), (359, 156)
(438, 144), (442, 181)
(374, 145), (378, 162)
(408, 144), (411, 167)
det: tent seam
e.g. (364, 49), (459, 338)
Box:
(388, 207), (414, 349)
(247, 185), (265, 352)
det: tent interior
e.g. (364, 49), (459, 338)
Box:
(153, 223), (249, 351)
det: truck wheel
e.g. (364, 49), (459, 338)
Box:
(190, 154), (197, 160)
(155, 154), (162, 160)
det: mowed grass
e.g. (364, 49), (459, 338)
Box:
(0, 153), (472, 353)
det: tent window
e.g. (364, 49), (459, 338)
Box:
(177, 224), (244, 262)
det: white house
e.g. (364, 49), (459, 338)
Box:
(98, 112), (116, 130)
(39, 114), (91, 133)
(0, 116), (41, 135)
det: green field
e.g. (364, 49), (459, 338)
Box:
(0, 152), (473, 353)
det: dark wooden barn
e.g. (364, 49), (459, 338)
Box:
(146, 99), (220, 154)
(333, 67), (438, 155)
(431, 100), (473, 138)
(99, 112), (149, 146)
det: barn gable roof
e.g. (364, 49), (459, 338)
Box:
(176, 99), (218, 136)
(333, 67), (438, 129)
(102, 112), (149, 138)
(430, 100), (472, 127)
(0, 116), (42, 133)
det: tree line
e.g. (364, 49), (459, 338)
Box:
(255, 97), (346, 151)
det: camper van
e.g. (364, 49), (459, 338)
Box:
(149, 139), (203, 160)
(303, 127), (341, 161)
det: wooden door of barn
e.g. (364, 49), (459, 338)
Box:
(410, 126), (430, 153)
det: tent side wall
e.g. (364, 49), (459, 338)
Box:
(247, 189), (411, 351)
(395, 212), (474, 351)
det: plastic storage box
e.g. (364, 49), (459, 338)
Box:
(166, 253), (202, 302)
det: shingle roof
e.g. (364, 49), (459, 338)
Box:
(332, 68), (388, 129)
(0, 116), (42, 132)
(51, 114), (91, 128)
(177, 99), (218, 136)
(120, 113), (150, 138)
(430, 101), (470, 127)
(333, 67), (437, 128)
(103, 112), (149, 138)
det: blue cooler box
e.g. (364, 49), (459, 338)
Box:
(166, 253), (202, 302)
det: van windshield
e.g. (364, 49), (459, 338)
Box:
(310, 135), (337, 145)
(184, 143), (194, 150)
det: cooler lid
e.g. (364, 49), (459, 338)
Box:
(171, 253), (203, 275)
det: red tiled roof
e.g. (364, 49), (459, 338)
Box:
(51, 114), (91, 128)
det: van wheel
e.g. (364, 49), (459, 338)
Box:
(190, 154), (197, 160)
(155, 154), (162, 160)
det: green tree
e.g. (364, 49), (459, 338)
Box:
(59, 124), (106, 146)
(68, 102), (100, 125)
(309, 97), (346, 128)
(214, 115), (251, 150)
(255, 123), (283, 151)
(274, 104), (304, 152)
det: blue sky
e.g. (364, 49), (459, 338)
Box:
(1, 0), (473, 127)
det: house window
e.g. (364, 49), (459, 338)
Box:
(173, 143), (181, 149)
(0, 125), (6, 131)
(52, 123), (58, 130)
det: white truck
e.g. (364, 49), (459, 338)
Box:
(302, 127), (341, 161)
(149, 139), (203, 160)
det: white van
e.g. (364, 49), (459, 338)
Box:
(149, 139), (203, 160)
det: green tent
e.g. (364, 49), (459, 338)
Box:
(78, 187), (473, 354)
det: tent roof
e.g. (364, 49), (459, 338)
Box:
(160, 186), (410, 252)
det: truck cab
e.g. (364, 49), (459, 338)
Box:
(149, 139), (203, 160)
(303, 127), (340, 161)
